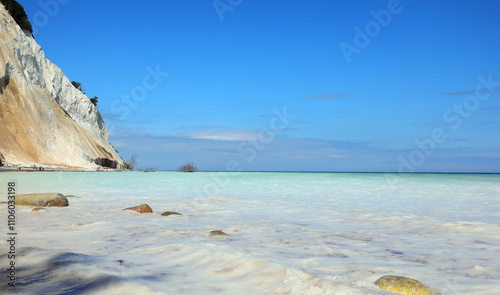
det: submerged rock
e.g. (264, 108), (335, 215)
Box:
(375, 275), (433, 295)
(16, 193), (69, 207)
(209, 230), (229, 237)
(161, 211), (181, 216)
(124, 204), (153, 213)
(31, 207), (44, 213)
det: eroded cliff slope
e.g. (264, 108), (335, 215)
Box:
(0, 4), (123, 169)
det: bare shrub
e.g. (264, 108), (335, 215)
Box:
(178, 161), (197, 172)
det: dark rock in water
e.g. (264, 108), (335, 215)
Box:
(375, 275), (433, 295)
(124, 204), (153, 213)
(16, 193), (69, 207)
(31, 207), (44, 213)
(161, 211), (181, 216)
(209, 230), (229, 237)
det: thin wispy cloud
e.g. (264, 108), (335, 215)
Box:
(177, 127), (258, 141)
(326, 154), (346, 159)
(441, 88), (498, 96)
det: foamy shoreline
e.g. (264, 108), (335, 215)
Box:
(1, 172), (499, 294)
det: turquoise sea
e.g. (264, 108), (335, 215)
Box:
(0, 172), (499, 294)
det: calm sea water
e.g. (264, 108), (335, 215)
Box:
(0, 172), (499, 294)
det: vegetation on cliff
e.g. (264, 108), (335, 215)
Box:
(71, 81), (85, 93)
(1, 0), (33, 36)
(71, 81), (99, 107)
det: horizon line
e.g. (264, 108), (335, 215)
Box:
(148, 170), (500, 175)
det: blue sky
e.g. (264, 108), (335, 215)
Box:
(21, 0), (500, 172)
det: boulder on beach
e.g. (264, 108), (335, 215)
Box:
(124, 204), (153, 213)
(209, 230), (229, 237)
(16, 193), (69, 207)
(161, 211), (181, 216)
(375, 275), (433, 295)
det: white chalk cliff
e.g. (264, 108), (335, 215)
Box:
(0, 4), (124, 169)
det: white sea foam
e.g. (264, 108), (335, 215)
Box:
(0, 172), (499, 294)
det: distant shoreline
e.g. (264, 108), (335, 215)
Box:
(1, 167), (497, 174)
(0, 167), (120, 172)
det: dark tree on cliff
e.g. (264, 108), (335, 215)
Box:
(1, 0), (33, 37)
(71, 81), (86, 94)
(71, 82), (98, 107)
(90, 96), (98, 107)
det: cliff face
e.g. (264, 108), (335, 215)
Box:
(0, 4), (124, 169)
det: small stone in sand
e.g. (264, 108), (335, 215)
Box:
(209, 230), (229, 237)
(161, 211), (181, 216)
(375, 275), (433, 295)
(124, 204), (153, 213)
